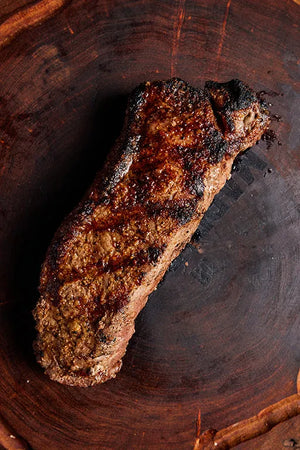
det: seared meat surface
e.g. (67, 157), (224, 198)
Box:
(33, 78), (269, 386)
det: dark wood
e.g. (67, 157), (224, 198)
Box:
(0, 0), (299, 448)
(0, 412), (28, 449)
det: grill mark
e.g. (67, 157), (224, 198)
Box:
(70, 290), (131, 324)
(91, 291), (130, 321)
(145, 198), (198, 223)
(87, 192), (197, 234)
(59, 244), (166, 285)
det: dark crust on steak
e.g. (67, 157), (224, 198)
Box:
(33, 78), (270, 386)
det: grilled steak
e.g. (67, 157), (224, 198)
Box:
(33, 78), (270, 386)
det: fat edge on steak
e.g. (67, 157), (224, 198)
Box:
(33, 78), (270, 386)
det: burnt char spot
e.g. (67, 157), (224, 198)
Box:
(188, 174), (205, 197)
(81, 199), (96, 216)
(205, 79), (257, 112)
(136, 245), (165, 266)
(262, 129), (278, 150)
(168, 199), (198, 225)
(63, 244), (167, 285)
(147, 246), (163, 263)
(98, 333), (107, 343)
(205, 79), (266, 134)
(145, 201), (163, 218)
(109, 292), (130, 313)
(205, 129), (229, 163)
(128, 83), (148, 122)
(97, 195), (110, 205)
(106, 157), (132, 191)
(146, 199), (198, 225)
(258, 98), (269, 115)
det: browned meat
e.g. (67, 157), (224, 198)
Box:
(33, 78), (270, 386)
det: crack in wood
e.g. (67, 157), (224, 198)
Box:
(216, 0), (232, 70)
(170, 0), (186, 77)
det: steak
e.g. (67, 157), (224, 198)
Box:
(33, 78), (270, 386)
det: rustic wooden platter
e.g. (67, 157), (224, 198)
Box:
(0, 0), (299, 448)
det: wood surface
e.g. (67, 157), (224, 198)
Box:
(194, 371), (300, 449)
(0, 0), (299, 448)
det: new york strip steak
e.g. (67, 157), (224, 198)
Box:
(33, 78), (270, 386)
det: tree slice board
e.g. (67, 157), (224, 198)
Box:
(0, 0), (299, 448)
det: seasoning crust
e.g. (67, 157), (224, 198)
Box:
(33, 78), (269, 386)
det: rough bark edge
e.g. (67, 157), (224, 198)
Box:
(194, 370), (300, 449)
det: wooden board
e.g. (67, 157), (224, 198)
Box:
(0, 0), (299, 448)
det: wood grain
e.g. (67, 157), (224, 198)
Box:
(0, 0), (299, 448)
(0, 413), (28, 450)
(0, 0), (67, 49)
